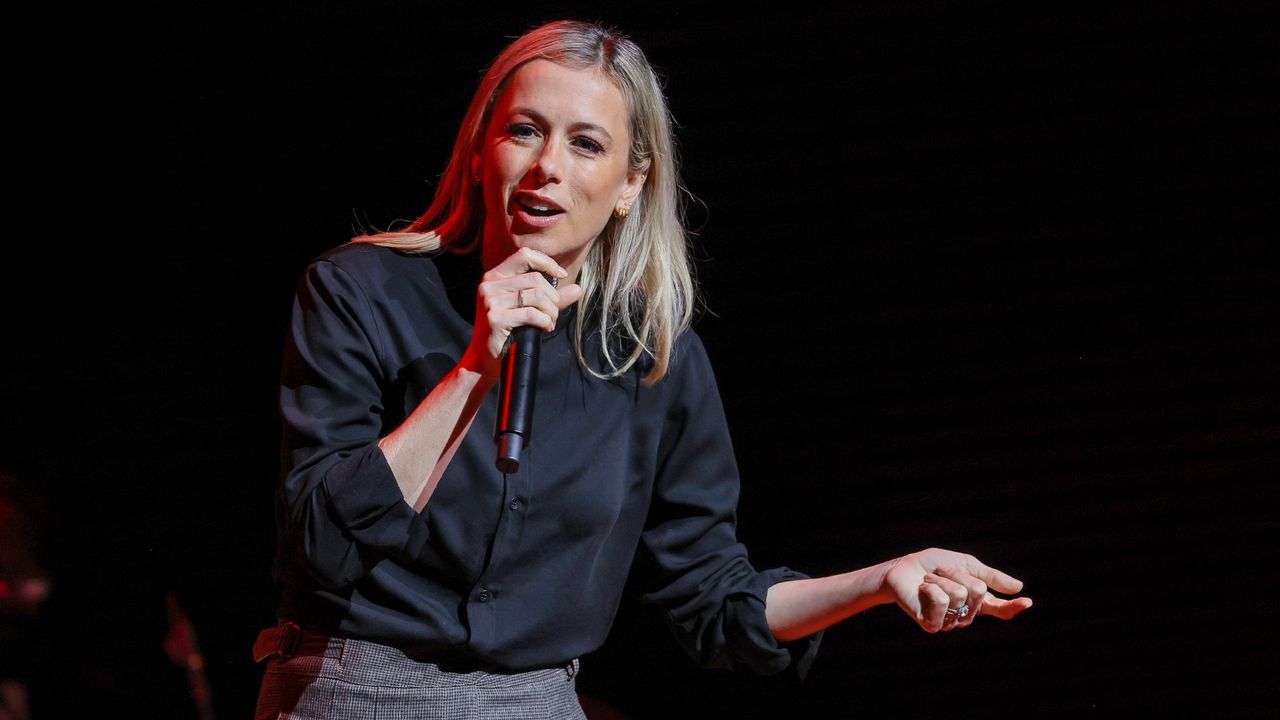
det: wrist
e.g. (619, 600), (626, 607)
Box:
(459, 346), (500, 384)
(871, 556), (903, 607)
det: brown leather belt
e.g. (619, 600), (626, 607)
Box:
(252, 621), (328, 663)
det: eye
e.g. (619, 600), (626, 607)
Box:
(506, 123), (539, 141)
(571, 136), (605, 154)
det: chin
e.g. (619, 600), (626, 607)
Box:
(490, 222), (594, 272)
(513, 233), (571, 260)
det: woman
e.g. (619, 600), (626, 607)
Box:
(255, 19), (1032, 719)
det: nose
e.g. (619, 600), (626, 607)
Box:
(530, 137), (562, 185)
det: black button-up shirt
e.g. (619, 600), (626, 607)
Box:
(271, 243), (818, 674)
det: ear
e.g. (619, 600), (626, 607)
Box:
(616, 171), (647, 213)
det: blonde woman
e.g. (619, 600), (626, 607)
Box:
(255, 19), (1032, 718)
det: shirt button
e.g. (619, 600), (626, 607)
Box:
(478, 589), (491, 602)
(509, 498), (521, 511)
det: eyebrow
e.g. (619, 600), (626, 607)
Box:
(509, 107), (614, 143)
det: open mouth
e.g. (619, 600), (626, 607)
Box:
(516, 201), (564, 217)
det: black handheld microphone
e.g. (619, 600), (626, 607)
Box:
(494, 275), (556, 473)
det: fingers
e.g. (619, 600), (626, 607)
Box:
(480, 281), (554, 335)
(923, 572), (971, 631)
(931, 565), (988, 628)
(470, 249), (586, 373)
(513, 279), (583, 312)
(555, 282), (585, 310)
(906, 549), (1032, 634)
(481, 272), (569, 330)
(979, 595), (1034, 620)
(481, 248), (584, 328)
(507, 279), (561, 328)
(917, 581), (951, 633)
(959, 554), (1024, 595)
(491, 247), (570, 283)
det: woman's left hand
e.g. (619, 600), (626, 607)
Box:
(883, 548), (1033, 633)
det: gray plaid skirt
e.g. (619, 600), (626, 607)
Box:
(254, 634), (587, 720)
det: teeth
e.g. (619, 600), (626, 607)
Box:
(520, 201), (560, 217)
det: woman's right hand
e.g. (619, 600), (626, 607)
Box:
(883, 547), (1032, 633)
(461, 247), (584, 380)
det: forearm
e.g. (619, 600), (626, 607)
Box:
(378, 360), (494, 511)
(765, 558), (900, 642)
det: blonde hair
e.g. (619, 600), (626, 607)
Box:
(352, 20), (693, 384)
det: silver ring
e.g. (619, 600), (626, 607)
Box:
(516, 289), (525, 308)
(946, 604), (970, 618)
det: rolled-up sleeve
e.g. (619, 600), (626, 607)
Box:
(277, 258), (430, 589)
(640, 335), (821, 677)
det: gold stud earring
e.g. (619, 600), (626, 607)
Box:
(614, 205), (630, 219)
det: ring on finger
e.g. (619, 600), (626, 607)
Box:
(516, 289), (525, 308)
(945, 604), (971, 619)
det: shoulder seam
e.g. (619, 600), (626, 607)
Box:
(316, 257), (389, 381)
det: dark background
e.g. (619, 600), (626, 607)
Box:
(5, 1), (1277, 717)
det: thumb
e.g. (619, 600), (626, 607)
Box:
(556, 283), (585, 310)
(980, 595), (1033, 620)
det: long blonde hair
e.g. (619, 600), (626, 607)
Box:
(352, 20), (694, 384)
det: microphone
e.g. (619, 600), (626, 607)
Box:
(494, 275), (556, 473)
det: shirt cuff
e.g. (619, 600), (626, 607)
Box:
(321, 443), (432, 558)
(723, 566), (823, 678)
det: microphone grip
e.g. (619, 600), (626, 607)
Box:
(494, 324), (541, 473)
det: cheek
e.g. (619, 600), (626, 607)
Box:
(481, 179), (506, 221)
(574, 165), (627, 209)
(486, 143), (528, 186)
(482, 150), (522, 211)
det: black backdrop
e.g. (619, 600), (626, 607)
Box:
(5, 2), (1277, 718)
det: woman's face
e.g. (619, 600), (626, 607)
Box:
(476, 59), (645, 277)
